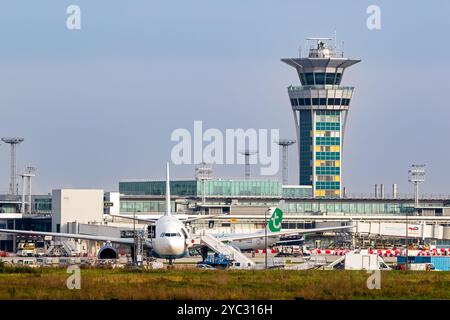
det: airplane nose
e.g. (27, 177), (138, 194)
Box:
(164, 238), (184, 255)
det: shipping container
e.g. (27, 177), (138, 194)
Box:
(397, 256), (434, 264)
(397, 256), (450, 271)
(430, 257), (450, 271)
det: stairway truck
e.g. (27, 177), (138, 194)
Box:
(344, 252), (390, 270)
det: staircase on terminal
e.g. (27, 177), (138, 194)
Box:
(200, 234), (255, 269)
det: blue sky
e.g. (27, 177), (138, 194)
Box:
(0, 1), (449, 195)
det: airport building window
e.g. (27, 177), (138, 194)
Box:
(315, 73), (325, 85)
(304, 73), (315, 85)
(325, 73), (335, 85)
(341, 98), (350, 106)
(300, 72), (343, 86)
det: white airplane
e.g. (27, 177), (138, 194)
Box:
(204, 207), (353, 251)
(0, 163), (212, 265)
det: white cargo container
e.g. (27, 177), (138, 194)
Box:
(344, 251), (390, 270)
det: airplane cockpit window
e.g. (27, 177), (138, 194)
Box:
(161, 232), (182, 237)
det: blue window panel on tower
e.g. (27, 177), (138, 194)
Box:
(316, 167), (340, 175)
(299, 110), (313, 185)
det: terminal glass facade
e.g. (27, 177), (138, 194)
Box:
(120, 179), (295, 198)
(120, 200), (174, 213)
(33, 198), (52, 213)
(119, 181), (197, 196)
(282, 186), (313, 198)
(198, 180), (282, 197)
(118, 199), (414, 215)
(283, 201), (415, 214)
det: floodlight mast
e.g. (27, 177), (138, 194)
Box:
(240, 150), (258, 179)
(275, 139), (296, 185)
(19, 166), (36, 214)
(1, 137), (24, 195)
(405, 164), (425, 272)
(195, 162), (212, 214)
(408, 164), (426, 211)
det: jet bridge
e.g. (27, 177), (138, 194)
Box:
(200, 234), (255, 269)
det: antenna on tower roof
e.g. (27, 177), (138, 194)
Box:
(334, 30), (337, 52)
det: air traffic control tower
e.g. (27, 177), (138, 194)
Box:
(281, 38), (360, 198)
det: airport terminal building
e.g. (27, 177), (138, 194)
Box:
(118, 178), (450, 216)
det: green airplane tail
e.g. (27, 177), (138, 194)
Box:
(267, 208), (283, 233)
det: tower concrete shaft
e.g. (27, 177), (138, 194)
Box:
(275, 139), (296, 185)
(1, 137), (24, 195)
(281, 38), (360, 198)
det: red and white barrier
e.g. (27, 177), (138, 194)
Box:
(305, 247), (449, 257)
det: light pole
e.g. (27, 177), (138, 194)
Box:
(405, 210), (409, 272)
(265, 208), (270, 270)
(133, 207), (136, 266)
(406, 164), (425, 271)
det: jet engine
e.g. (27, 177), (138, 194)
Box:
(97, 245), (118, 259)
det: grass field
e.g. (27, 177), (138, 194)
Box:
(0, 265), (449, 300)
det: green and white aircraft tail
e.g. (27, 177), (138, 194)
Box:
(267, 208), (283, 233)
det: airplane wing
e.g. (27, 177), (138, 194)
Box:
(211, 225), (354, 243)
(0, 229), (135, 245)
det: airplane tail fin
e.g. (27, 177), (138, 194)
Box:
(267, 208), (283, 233)
(165, 162), (171, 216)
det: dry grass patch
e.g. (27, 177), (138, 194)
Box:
(0, 267), (449, 300)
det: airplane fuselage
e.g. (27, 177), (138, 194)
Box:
(152, 215), (190, 259)
(213, 231), (280, 251)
